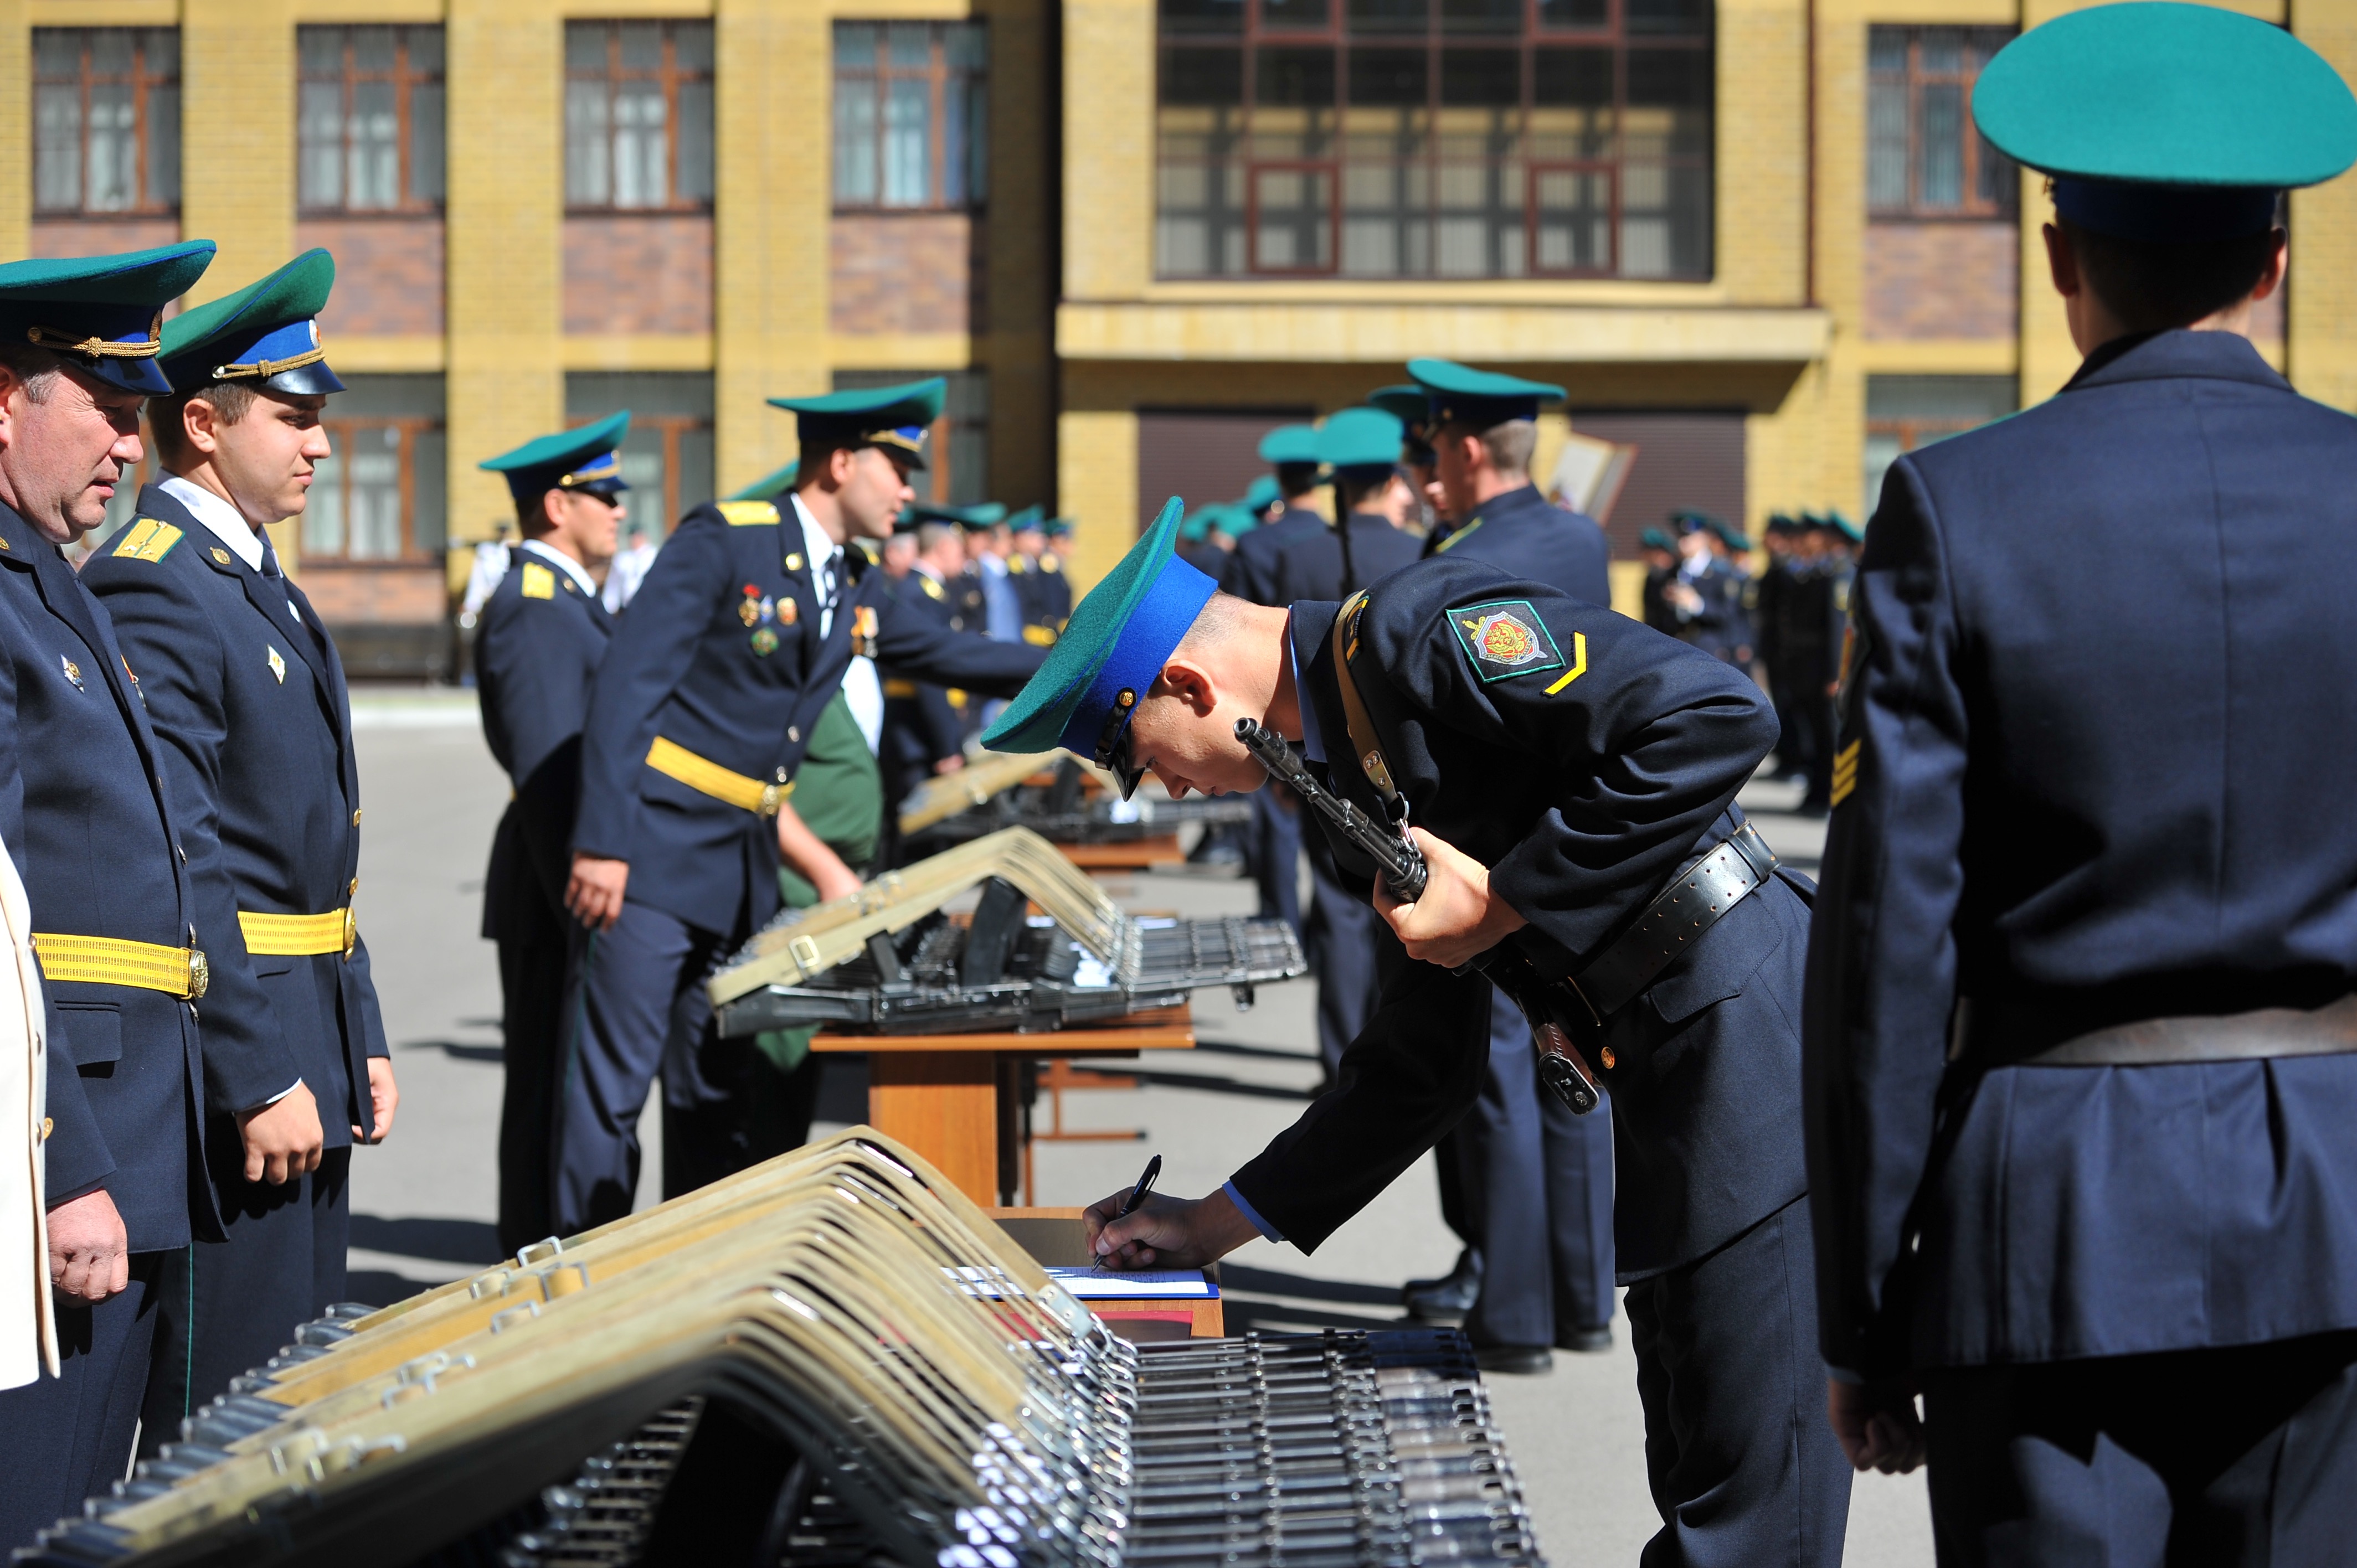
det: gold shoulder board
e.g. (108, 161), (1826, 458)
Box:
(112, 518), (184, 564)
(717, 501), (780, 527)
(519, 561), (556, 600)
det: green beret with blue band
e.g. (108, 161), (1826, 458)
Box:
(726, 458), (798, 503)
(1238, 475), (1280, 515)
(1639, 527), (1677, 552)
(1257, 425), (1323, 467)
(981, 496), (1216, 798)
(1044, 515), (1075, 539)
(0, 240), (216, 396)
(767, 377), (944, 470)
(1974, 2), (2357, 243)
(1318, 406), (1406, 475)
(159, 248), (343, 398)
(480, 410), (632, 503)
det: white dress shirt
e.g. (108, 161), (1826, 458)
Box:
(788, 492), (883, 755)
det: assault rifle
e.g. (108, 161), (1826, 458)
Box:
(1234, 717), (1604, 1115)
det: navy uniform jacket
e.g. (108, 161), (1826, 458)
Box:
(1425, 484), (1611, 606)
(1805, 330), (2357, 1377)
(1009, 553), (1070, 644)
(1230, 560), (1809, 1276)
(573, 499), (1043, 932)
(84, 484), (390, 1149)
(0, 502), (235, 1249)
(473, 544), (612, 932)
(1221, 507), (1327, 605)
(1269, 513), (1426, 604)
(881, 569), (967, 776)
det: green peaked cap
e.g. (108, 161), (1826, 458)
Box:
(727, 459), (799, 502)
(1976, 3), (2357, 189)
(0, 240), (217, 395)
(1257, 425), (1322, 466)
(159, 247), (342, 395)
(1318, 406), (1406, 471)
(478, 410), (633, 501)
(768, 377), (944, 468)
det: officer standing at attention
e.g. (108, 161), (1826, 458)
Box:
(1005, 506), (1068, 647)
(468, 412), (627, 1255)
(1807, 8), (2357, 1556)
(81, 250), (399, 1433)
(1226, 426), (1326, 943)
(0, 241), (269, 1545)
(999, 501), (1847, 1564)
(878, 510), (975, 819)
(1414, 360), (1609, 605)
(1219, 426), (1324, 604)
(1400, 363), (1621, 1367)
(560, 380), (1043, 1230)
(1267, 408), (1424, 1089)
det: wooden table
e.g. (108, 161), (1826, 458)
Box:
(812, 1007), (1195, 1205)
(1056, 834), (1185, 873)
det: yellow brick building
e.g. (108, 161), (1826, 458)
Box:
(1, 0), (2352, 664)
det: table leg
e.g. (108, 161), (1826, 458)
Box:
(867, 1052), (999, 1204)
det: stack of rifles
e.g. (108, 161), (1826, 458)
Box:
(20, 1132), (1550, 1568)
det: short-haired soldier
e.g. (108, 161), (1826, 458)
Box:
(83, 249), (399, 1439)
(1804, 8), (2357, 1557)
(991, 503), (1852, 1566)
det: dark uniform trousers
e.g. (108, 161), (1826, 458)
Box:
(559, 499), (1041, 1235)
(471, 544), (613, 1254)
(1806, 332), (2357, 1567)
(1232, 575), (1847, 1567)
(85, 484), (392, 1442)
(0, 501), (258, 1549)
(1422, 487), (1621, 1345)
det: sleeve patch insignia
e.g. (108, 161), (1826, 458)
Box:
(1449, 599), (1564, 684)
(110, 518), (183, 563)
(519, 561), (556, 600)
(1830, 740), (1861, 808)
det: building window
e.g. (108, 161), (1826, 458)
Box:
(834, 369), (989, 506)
(833, 22), (990, 210)
(34, 28), (180, 215)
(565, 21), (715, 211)
(1155, 0), (1712, 280)
(304, 376), (447, 564)
(298, 26), (445, 213)
(1863, 374), (2013, 515)
(566, 373), (715, 538)
(1867, 27), (2015, 218)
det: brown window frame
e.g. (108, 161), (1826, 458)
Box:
(33, 27), (180, 217)
(302, 415), (446, 566)
(1155, 0), (1714, 282)
(564, 20), (715, 214)
(1866, 25), (2016, 220)
(831, 21), (991, 214)
(296, 25), (445, 216)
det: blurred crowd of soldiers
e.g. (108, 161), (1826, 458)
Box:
(1638, 509), (1861, 814)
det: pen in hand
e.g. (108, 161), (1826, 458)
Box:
(1097, 1154), (1162, 1271)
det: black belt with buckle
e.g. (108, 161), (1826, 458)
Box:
(1571, 819), (1780, 1020)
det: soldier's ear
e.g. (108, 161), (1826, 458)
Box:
(1150, 656), (1219, 719)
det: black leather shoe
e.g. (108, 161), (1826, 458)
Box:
(1471, 1342), (1554, 1376)
(1555, 1323), (1614, 1354)
(1400, 1249), (1482, 1323)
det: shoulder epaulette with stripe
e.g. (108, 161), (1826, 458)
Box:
(111, 518), (183, 563)
(717, 500), (780, 527)
(519, 561), (556, 600)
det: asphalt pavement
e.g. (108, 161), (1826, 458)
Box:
(344, 690), (1932, 1567)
